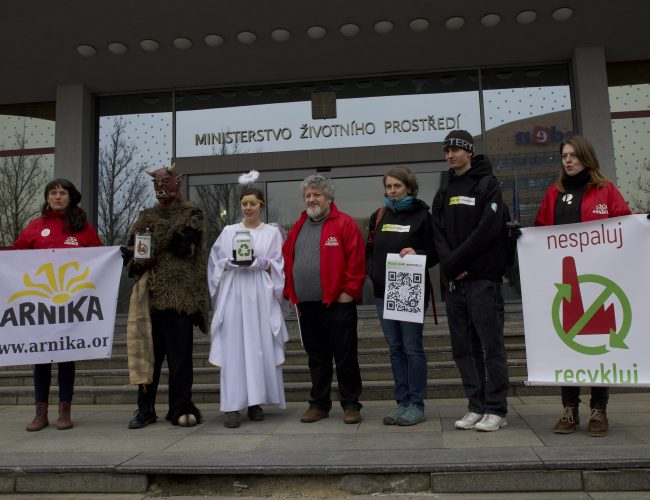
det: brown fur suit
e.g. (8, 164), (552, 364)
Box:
(128, 202), (209, 330)
(126, 200), (209, 425)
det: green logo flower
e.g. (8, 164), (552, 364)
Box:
(237, 243), (251, 258)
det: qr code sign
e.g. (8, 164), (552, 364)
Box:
(386, 271), (423, 313)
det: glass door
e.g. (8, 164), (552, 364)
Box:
(188, 162), (447, 304)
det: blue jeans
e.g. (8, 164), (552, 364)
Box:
(375, 298), (427, 410)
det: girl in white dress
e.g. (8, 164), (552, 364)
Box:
(207, 187), (288, 428)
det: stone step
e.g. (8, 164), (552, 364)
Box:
(0, 377), (643, 407)
(0, 359), (531, 387)
(106, 327), (526, 353)
(0, 343), (529, 373)
(0, 307), (529, 403)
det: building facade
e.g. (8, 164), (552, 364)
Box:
(1, 1), (649, 303)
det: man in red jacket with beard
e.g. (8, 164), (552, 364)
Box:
(283, 174), (365, 425)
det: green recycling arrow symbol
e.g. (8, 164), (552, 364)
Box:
(551, 273), (631, 355)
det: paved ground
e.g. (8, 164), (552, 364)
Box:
(0, 393), (649, 497)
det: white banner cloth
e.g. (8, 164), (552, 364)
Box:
(383, 253), (427, 324)
(518, 214), (649, 386)
(0, 246), (122, 366)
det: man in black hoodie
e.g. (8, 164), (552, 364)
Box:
(432, 130), (509, 432)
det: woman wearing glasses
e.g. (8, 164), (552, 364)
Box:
(534, 135), (631, 437)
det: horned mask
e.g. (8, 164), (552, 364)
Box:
(146, 163), (186, 206)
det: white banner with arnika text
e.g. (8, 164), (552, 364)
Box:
(0, 247), (122, 367)
(518, 214), (650, 387)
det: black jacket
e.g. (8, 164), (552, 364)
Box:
(431, 154), (506, 281)
(366, 198), (436, 298)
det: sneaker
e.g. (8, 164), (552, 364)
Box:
(587, 404), (608, 437)
(128, 409), (157, 429)
(383, 406), (408, 425)
(454, 412), (483, 430)
(397, 405), (425, 426)
(224, 411), (240, 428)
(553, 406), (579, 434)
(475, 413), (507, 432)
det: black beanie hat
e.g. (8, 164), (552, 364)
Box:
(443, 130), (474, 153)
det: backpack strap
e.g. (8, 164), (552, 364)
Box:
(367, 206), (386, 247)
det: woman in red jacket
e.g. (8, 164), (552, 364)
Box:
(534, 135), (631, 437)
(13, 178), (102, 431)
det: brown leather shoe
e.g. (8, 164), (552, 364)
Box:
(56, 401), (73, 430)
(26, 402), (49, 432)
(587, 403), (608, 437)
(553, 406), (579, 434)
(343, 409), (362, 424)
(300, 408), (329, 423)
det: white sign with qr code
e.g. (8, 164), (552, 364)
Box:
(383, 253), (427, 324)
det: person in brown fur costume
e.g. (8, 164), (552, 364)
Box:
(122, 163), (209, 429)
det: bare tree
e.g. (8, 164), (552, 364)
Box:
(98, 116), (151, 245)
(0, 131), (49, 245)
(193, 140), (256, 246)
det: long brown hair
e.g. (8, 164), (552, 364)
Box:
(556, 135), (609, 192)
(41, 178), (89, 233)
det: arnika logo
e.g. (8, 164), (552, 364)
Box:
(1, 261), (103, 328)
(63, 236), (79, 246)
(593, 203), (609, 215)
(324, 236), (340, 247)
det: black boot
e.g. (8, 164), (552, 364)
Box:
(129, 385), (157, 429)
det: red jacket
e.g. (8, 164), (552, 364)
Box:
(12, 211), (103, 249)
(283, 203), (366, 305)
(534, 182), (631, 226)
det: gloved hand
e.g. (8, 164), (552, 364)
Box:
(647, 213), (650, 219)
(120, 246), (133, 266)
(224, 260), (240, 270)
(506, 221), (522, 238)
(249, 257), (269, 271)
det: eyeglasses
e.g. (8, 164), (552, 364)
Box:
(561, 152), (578, 160)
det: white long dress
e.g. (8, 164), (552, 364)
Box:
(207, 222), (288, 412)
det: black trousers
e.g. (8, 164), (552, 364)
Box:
(137, 309), (198, 420)
(561, 386), (609, 407)
(446, 279), (509, 417)
(298, 301), (362, 412)
(34, 362), (75, 403)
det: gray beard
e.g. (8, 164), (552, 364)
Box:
(307, 205), (326, 220)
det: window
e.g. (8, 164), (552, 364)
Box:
(608, 61), (650, 212)
(0, 102), (55, 246)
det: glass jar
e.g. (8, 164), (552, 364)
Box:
(134, 227), (154, 261)
(232, 229), (254, 266)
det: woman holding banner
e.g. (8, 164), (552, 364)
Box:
(366, 166), (435, 426)
(534, 135), (631, 437)
(13, 178), (102, 431)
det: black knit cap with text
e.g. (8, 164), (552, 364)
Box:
(442, 129), (474, 152)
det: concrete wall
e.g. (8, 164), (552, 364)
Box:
(571, 46), (617, 181)
(54, 84), (94, 216)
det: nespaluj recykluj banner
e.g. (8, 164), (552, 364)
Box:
(0, 246), (122, 367)
(518, 214), (649, 387)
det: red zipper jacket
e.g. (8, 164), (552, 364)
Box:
(282, 203), (366, 305)
(534, 181), (631, 226)
(12, 210), (103, 249)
